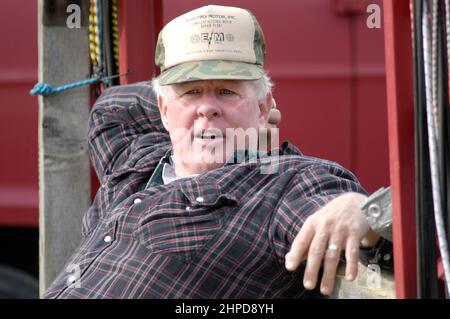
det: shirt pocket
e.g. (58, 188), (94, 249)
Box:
(134, 181), (237, 262)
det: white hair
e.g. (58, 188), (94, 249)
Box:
(151, 72), (273, 103)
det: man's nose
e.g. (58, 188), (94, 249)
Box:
(196, 95), (222, 120)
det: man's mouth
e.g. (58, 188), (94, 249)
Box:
(197, 133), (218, 140)
(195, 130), (224, 140)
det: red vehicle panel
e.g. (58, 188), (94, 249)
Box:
(0, 1), (388, 229)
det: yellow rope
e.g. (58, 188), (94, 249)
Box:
(89, 0), (99, 67)
(111, 0), (120, 71)
(89, 0), (120, 77)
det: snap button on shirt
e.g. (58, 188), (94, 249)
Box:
(196, 196), (204, 203)
(68, 275), (76, 284)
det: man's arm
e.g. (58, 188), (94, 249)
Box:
(269, 161), (390, 296)
(88, 82), (171, 181)
(269, 162), (365, 281)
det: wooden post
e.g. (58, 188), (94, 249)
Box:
(38, 0), (91, 296)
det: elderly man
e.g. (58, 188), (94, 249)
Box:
(44, 5), (391, 299)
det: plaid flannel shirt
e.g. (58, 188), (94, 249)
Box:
(44, 82), (376, 299)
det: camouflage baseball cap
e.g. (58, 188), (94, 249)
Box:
(155, 5), (266, 85)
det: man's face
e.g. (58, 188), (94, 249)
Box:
(158, 80), (271, 176)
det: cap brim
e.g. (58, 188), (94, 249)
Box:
(158, 60), (264, 85)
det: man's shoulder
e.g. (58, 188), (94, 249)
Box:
(269, 141), (352, 175)
(197, 142), (357, 187)
(95, 81), (156, 106)
(277, 153), (347, 172)
(100, 81), (154, 96)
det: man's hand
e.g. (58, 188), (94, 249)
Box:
(284, 192), (380, 295)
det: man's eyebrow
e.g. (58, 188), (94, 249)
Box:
(172, 83), (197, 93)
(171, 81), (244, 96)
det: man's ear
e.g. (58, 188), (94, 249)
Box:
(158, 95), (169, 131)
(258, 92), (272, 127)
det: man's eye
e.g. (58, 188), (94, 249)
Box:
(219, 89), (235, 95)
(184, 89), (201, 95)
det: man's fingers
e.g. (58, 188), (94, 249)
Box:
(302, 231), (329, 290)
(285, 219), (315, 271)
(345, 236), (360, 281)
(319, 237), (343, 295)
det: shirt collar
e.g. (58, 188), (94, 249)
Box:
(162, 156), (199, 184)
